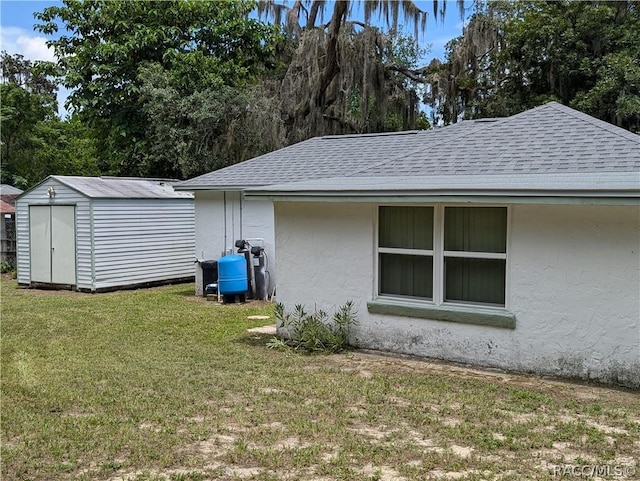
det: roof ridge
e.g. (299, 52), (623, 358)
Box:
(545, 102), (640, 143)
(321, 130), (421, 139)
(53, 175), (178, 184)
(350, 102), (638, 179)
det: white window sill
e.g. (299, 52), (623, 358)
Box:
(367, 298), (516, 329)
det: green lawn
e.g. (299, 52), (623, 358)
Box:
(1, 277), (638, 481)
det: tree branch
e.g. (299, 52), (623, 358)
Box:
(385, 63), (429, 83)
(322, 112), (359, 132)
(307, 0), (322, 29)
(316, 1), (348, 107)
(346, 20), (366, 29)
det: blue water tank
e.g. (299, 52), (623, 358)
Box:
(218, 255), (248, 295)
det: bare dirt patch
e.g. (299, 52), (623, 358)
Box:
(5, 278), (638, 481)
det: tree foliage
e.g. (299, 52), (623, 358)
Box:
(138, 64), (286, 178)
(20, 0), (636, 186)
(35, 0), (280, 178)
(256, 0), (438, 142)
(1, 52), (99, 187)
(33, 0), (444, 179)
(425, 0), (640, 132)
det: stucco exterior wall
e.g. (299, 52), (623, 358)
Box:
(508, 204), (640, 386)
(193, 191), (275, 296)
(274, 201), (640, 387)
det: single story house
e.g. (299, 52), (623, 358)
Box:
(175, 121), (480, 295)
(1, 184), (23, 264)
(241, 102), (639, 387)
(15, 176), (195, 292)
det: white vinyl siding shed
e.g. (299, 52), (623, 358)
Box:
(16, 176), (195, 292)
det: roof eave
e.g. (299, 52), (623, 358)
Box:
(174, 184), (255, 192)
(244, 189), (640, 206)
(15, 175), (82, 200)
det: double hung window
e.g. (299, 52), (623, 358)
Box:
(443, 207), (507, 306)
(378, 207), (434, 299)
(377, 205), (508, 307)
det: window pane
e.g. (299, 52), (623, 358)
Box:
(380, 253), (433, 299)
(444, 207), (507, 253)
(445, 257), (506, 305)
(379, 206), (433, 250)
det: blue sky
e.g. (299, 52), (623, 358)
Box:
(1, 0), (469, 116)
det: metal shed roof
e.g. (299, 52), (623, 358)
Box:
(20, 176), (193, 200)
(0, 184), (23, 196)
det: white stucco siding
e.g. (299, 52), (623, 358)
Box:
(193, 191), (275, 296)
(15, 179), (92, 289)
(241, 197), (275, 294)
(194, 191), (226, 261)
(193, 191), (226, 295)
(508, 204), (640, 386)
(92, 198), (195, 289)
(274, 201), (640, 387)
(274, 202), (375, 314)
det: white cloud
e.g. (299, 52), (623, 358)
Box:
(2, 26), (71, 117)
(1, 26), (56, 62)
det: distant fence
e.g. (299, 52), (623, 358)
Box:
(1, 216), (16, 264)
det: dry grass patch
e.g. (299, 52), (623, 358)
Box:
(2, 277), (638, 480)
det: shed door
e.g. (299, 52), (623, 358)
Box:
(29, 205), (76, 285)
(29, 206), (52, 283)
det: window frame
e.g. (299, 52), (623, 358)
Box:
(375, 203), (511, 310)
(376, 204), (435, 301)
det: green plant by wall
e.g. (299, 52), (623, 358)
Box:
(268, 301), (358, 353)
(1, 260), (16, 276)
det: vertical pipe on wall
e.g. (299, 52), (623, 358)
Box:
(231, 194), (235, 247)
(223, 191), (227, 254)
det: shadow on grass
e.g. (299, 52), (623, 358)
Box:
(173, 285), (201, 297)
(233, 332), (276, 348)
(233, 332), (358, 360)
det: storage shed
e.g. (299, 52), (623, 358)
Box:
(15, 176), (195, 292)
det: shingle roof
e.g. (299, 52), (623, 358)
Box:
(359, 102), (639, 177)
(24, 176), (193, 199)
(176, 102), (639, 192)
(176, 131), (420, 189)
(0, 199), (15, 214)
(176, 123), (486, 190)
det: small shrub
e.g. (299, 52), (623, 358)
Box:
(270, 301), (358, 353)
(1, 260), (16, 276)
